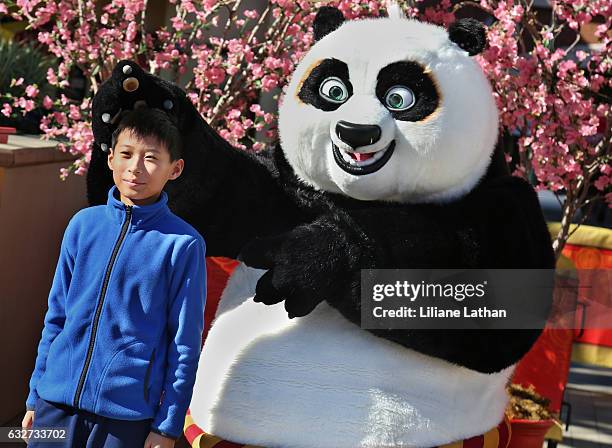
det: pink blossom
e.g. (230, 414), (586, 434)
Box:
(42, 96), (54, 109)
(25, 85), (39, 98)
(230, 121), (246, 139)
(250, 63), (264, 78)
(15, 97), (36, 112)
(594, 176), (610, 191)
(203, 0), (217, 12)
(227, 109), (241, 119)
(206, 67), (226, 84)
(595, 23), (608, 38)
(46, 68), (58, 85)
(243, 9), (259, 20)
(227, 39), (243, 55)
(249, 104), (264, 116)
(264, 57), (282, 70)
(262, 75), (278, 92)
(1, 103), (12, 117)
(171, 16), (189, 31)
(69, 105), (82, 120)
(126, 22), (137, 41)
(576, 50), (588, 61)
(186, 92), (198, 105)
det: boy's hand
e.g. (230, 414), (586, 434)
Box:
(22, 411), (34, 443)
(22, 410), (35, 429)
(144, 431), (175, 448)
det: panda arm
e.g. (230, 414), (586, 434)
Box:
(325, 175), (555, 373)
(242, 175), (554, 373)
(169, 138), (302, 258)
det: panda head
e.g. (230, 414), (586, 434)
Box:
(278, 5), (499, 203)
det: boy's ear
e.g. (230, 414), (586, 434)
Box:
(169, 159), (184, 180)
(107, 149), (114, 171)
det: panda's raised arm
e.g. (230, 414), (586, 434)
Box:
(88, 60), (301, 257)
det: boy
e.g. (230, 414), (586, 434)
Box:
(22, 108), (206, 448)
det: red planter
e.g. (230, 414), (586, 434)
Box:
(508, 419), (555, 448)
(0, 127), (16, 144)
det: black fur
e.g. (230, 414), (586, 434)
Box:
(448, 18), (487, 56)
(375, 61), (440, 121)
(89, 61), (554, 374)
(298, 58), (353, 111)
(313, 6), (345, 41)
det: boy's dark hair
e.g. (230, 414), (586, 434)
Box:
(111, 108), (182, 161)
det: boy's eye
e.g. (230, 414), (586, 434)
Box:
(146, 156), (157, 160)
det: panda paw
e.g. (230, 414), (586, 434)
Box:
(239, 223), (351, 318)
(92, 60), (187, 154)
(252, 270), (321, 318)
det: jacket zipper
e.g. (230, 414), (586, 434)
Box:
(73, 204), (133, 408)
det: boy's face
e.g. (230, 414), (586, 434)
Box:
(107, 129), (184, 206)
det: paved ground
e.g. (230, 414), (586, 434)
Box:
(554, 362), (612, 448)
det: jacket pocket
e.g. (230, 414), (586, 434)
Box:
(95, 341), (152, 418)
(37, 333), (71, 400)
(143, 349), (155, 403)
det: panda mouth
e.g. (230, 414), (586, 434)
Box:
(332, 140), (395, 175)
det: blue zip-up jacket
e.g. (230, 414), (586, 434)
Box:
(26, 185), (206, 439)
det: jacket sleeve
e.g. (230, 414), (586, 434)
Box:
(25, 219), (76, 411)
(151, 237), (206, 439)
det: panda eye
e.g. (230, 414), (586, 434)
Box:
(384, 86), (415, 111)
(319, 77), (349, 104)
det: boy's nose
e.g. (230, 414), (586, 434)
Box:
(128, 163), (142, 174)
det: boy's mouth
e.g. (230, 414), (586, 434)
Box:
(124, 179), (146, 187)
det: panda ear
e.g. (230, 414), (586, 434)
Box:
(448, 18), (487, 56)
(313, 6), (345, 41)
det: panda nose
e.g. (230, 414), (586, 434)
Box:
(335, 121), (382, 148)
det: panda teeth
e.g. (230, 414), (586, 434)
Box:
(340, 148), (355, 164)
(341, 147), (387, 166)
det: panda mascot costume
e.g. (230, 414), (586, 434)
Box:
(88, 4), (555, 447)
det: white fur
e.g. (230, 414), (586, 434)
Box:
(278, 17), (499, 203)
(190, 265), (513, 448)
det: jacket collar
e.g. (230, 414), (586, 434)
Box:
(106, 185), (169, 230)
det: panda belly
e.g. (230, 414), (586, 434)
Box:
(190, 264), (513, 448)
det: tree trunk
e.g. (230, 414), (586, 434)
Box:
(552, 196), (576, 260)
